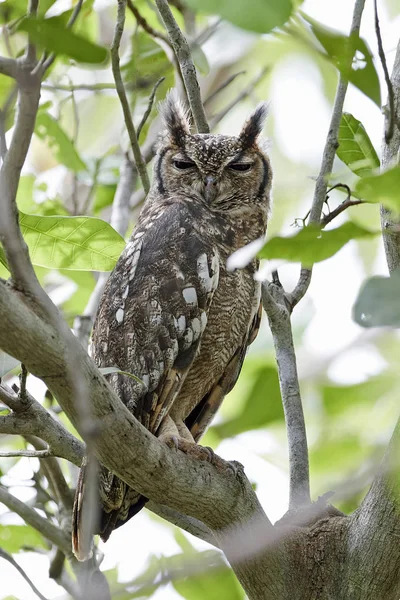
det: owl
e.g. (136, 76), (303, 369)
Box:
(72, 91), (272, 560)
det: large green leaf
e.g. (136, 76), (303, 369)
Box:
(183, 0), (293, 34)
(353, 272), (400, 328)
(212, 366), (283, 439)
(302, 15), (381, 106)
(322, 373), (397, 416)
(337, 113), (380, 177)
(17, 16), (108, 64)
(19, 213), (126, 271)
(0, 525), (47, 553)
(355, 166), (400, 213)
(35, 110), (86, 172)
(258, 222), (377, 267)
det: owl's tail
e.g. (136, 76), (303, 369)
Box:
(72, 458), (148, 561)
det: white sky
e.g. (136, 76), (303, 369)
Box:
(1, 1), (400, 599)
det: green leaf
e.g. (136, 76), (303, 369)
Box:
(0, 0), (26, 24)
(183, 0), (293, 33)
(353, 272), (400, 328)
(212, 366), (283, 439)
(99, 367), (143, 384)
(322, 373), (397, 416)
(337, 113), (380, 177)
(355, 166), (400, 213)
(258, 222), (377, 267)
(17, 16), (108, 64)
(302, 15), (381, 106)
(35, 110), (86, 172)
(0, 525), (47, 553)
(19, 213), (126, 271)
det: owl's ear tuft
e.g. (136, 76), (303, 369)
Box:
(159, 89), (191, 146)
(239, 103), (268, 149)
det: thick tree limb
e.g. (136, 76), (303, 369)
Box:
(380, 40), (400, 274)
(155, 0), (209, 133)
(288, 0), (366, 308)
(111, 0), (150, 194)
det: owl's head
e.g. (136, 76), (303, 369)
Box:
(153, 90), (271, 213)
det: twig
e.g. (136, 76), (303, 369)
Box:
(137, 76), (165, 140)
(127, 0), (171, 46)
(27, 436), (74, 511)
(39, 0), (84, 73)
(0, 448), (53, 458)
(155, 0), (209, 133)
(19, 363), (28, 401)
(111, 0), (150, 193)
(374, 0), (395, 143)
(42, 82), (117, 92)
(0, 486), (70, 553)
(321, 199), (363, 227)
(0, 548), (49, 600)
(209, 67), (269, 129)
(380, 40), (400, 274)
(262, 283), (310, 508)
(25, 0), (39, 63)
(288, 0), (366, 309)
(204, 71), (246, 107)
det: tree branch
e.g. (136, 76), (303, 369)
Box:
(155, 0), (209, 133)
(374, 0), (395, 143)
(0, 486), (70, 553)
(111, 0), (150, 194)
(262, 280), (310, 508)
(288, 0), (366, 308)
(0, 56), (18, 79)
(380, 39), (400, 274)
(137, 77), (165, 141)
(0, 547), (49, 600)
(0, 383), (84, 466)
(127, 0), (171, 46)
(148, 501), (218, 547)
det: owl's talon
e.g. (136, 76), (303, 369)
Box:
(164, 435), (180, 451)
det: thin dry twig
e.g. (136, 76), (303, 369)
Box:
(111, 0), (150, 193)
(288, 0), (367, 308)
(204, 71), (246, 107)
(155, 0), (209, 133)
(137, 76), (165, 140)
(0, 548), (49, 600)
(127, 0), (171, 46)
(374, 0), (395, 143)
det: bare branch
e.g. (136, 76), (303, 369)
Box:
(374, 0), (395, 143)
(25, 0), (39, 63)
(0, 56), (18, 79)
(0, 448), (53, 458)
(111, 0), (150, 193)
(155, 0), (209, 133)
(262, 281), (310, 508)
(148, 501), (218, 547)
(0, 547), (49, 600)
(203, 71), (246, 108)
(210, 67), (268, 129)
(0, 383), (84, 466)
(127, 0), (171, 46)
(0, 486), (70, 553)
(381, 39), (400, 274)
(288, 0), (366, 308)
(137, 77), (165, 141)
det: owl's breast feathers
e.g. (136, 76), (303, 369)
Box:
(93, 198), (262, 434)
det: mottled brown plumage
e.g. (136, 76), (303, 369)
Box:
(72, 91), (272, 560)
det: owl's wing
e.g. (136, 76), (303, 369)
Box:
(92, 201), (220, 435)
(186, 300), (262, 442)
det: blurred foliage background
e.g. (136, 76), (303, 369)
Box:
(0, 0), (400, 598)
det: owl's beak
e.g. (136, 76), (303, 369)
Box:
(204, 175), (218, 203)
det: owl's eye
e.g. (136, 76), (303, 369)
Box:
(228, 162), (253, 172)
(173, 160), (195, 170)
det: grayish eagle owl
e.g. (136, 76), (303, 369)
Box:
(72, 91), (272, 560)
